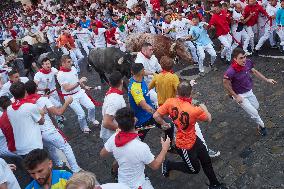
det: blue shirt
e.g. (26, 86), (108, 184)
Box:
(25, 170), (72, 189)
(276, 8), (284, 26)
(80, 20), (91, 28)
(188, 22), (212, 46)
(128, 77), (154, 127)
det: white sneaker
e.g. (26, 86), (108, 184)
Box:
(208, 149), (221, 158)
(93, 120), (100, 126)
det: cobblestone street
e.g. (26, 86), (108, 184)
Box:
(6, 47), (284, 189)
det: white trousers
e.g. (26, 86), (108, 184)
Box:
(258, 16), (267, 40)
(61, 47), (84, 73)
(245, 25), (258, 51)
(255, 25), (277, 50)
(196, 43), (216, 72)
(42, 127), (81, 172)
(238, 90), (264, 127)
(81, 41), (95, 55)
(276, 26), (284, 50)
(184, 41), (199, 63)
(218, 33), (232, 61)
(49, 90), (62, 108)
(148, 89), (158, 108)
(66, 90), (96, 130)
(232, 29), (250, 52)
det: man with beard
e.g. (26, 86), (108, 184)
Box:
(24, 149), (72, 189)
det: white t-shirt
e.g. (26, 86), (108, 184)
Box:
(34, 67), (58, 95)
(0, 158), (21, 189)
(7, 103), (43, 155)
(104, 134), (155, 189)
(35, 96), (56, 132)
(57, 67), (81, 95)
(93, 28), (107, 48)
(100, 93), (126, 141)
(171, 18), (191, 39)
(0, 77), (29, 98)
(135, 52), (162, 85)
(101, 183), (130, 189)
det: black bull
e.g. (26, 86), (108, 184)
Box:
(88, 47), (136, 85)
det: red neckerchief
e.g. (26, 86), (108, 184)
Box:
(141, 51), (151, 59)
(21, 46), (29, 54)
(106, 87), (124, 96)
(39, 68), (51, 74)
(25, 93), (41, 104)
(59, 66), (71, 72)
(0, 111), (16, 152)
(93, 28), (98, 35)
(161, 70), (174, 74)
(11, 98), (29, 110)
(115, 131), (140, 147)
(178, 97), (192, 104)
(231, 60), (245, 72)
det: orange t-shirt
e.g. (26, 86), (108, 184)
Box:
(57, 34), (75, 49)
(157, 98), (208, 149)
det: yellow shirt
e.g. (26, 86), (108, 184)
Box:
(149, 72), (179, 106)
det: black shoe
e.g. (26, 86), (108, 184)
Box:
(162, 160), (170, 177)
(254, 50), (259, 56)
(257, 126), (267, 136)
(271, 45), (277, 49)
(226, 60), (231, 65)
(208, 183), (228, 189)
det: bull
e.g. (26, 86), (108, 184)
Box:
(88, 47), (136, 84)
(125, 33), (192, 63)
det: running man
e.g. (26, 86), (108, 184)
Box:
(223, 48), (277, 136)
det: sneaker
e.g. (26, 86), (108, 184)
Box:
(210, 64), (218, 71)
(208, 149), (221, 158)
(208, 183), (228, 189)
(257, 126), (267, 136)
(93, 120), (100, 126)
(244, 51), (252, 56)
(162, 160), (170, 177)
(271, 45), (278, 49)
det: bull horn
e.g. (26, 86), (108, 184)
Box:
(118, 57), (124, 65)
(170, 43), (177, 52)
(130, 52), (138, 55)
(50, 58), (55, 62)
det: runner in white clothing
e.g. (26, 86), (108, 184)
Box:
(25, 80), (81, 173)
(57, 55), (99, 133)
(0, 70), (29, 98)
(72, 24), (95, 55)
(100, 107), (170, 189)
(135, 43), (161, 107)
(7, 82), (45, 156)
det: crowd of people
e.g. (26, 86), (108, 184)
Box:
(0, 0), (281, 188)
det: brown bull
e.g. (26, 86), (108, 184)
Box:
(125, 33), (192, 63)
